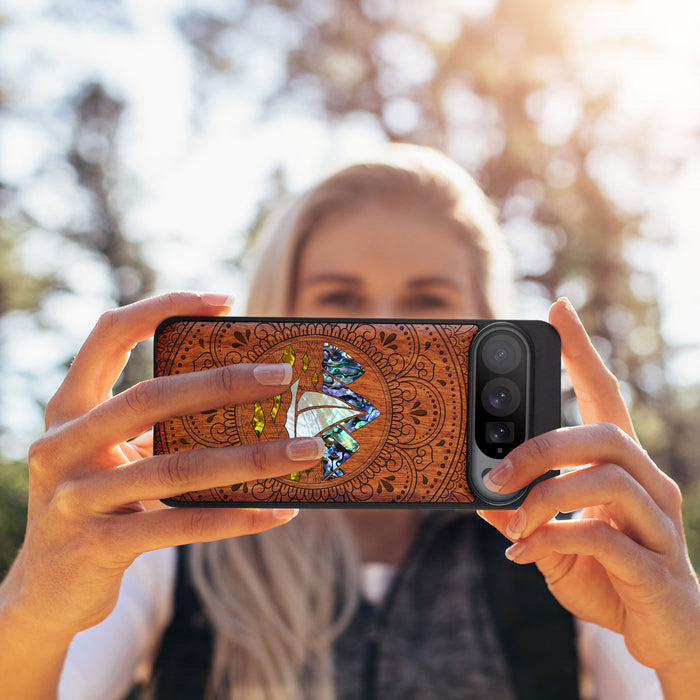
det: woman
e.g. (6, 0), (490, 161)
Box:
(0, 145), (698, 699)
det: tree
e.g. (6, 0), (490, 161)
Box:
(62, 81), (156, 390)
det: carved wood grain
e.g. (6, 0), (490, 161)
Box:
(154, 319), (478, 504)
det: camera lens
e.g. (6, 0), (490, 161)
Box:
(482, 334), (523, 374)
(489, 387), (510, 411)
(486, 421), (514, 444)
(481, 378), (521, 417)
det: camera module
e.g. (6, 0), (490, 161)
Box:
(470, 323), (531, 463)
(467, 320), (560, 507)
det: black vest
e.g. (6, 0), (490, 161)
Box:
(148, 514), (579, 699)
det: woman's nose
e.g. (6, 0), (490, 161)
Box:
(365, 299), (400, 318)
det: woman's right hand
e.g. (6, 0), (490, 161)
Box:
(1, 292), (322, 643)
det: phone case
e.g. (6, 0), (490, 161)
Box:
(153, 317), (560, 508)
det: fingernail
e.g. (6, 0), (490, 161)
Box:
(483, 460), (512, 493)
(505, 541), (527, 561)
(273, 508), (299, 521)
(286, 437), (325, 461)
(557, 296), (578, 319)
(506, 509), (527, 540)
(199, 293), (236, 310)
(254, 363), (293, 386)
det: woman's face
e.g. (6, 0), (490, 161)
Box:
(293, 202), (484, 318)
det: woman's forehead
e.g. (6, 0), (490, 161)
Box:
(298, 204), (471, 272)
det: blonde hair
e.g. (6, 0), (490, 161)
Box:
(188, 144), (514, 699)
(189, 512), (359, 700)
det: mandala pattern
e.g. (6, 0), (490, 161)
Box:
(154, 319), (478, 504)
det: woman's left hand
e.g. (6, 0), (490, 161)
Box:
(478, 298), (700, 696)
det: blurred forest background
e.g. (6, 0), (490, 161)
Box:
(1, 0), (700, 574)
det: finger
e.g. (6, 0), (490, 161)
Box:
(87, 437), (326, 507)
(128, 431), (153, 459)
(120, 431), (152, 462)
(108, 506), (300, 557)
(47, 292), (235, 424)
(483, 423), (681, 515)
(548, 298), (636, 439)
(64, 362), (293, 458)
(476, 509), (516, 540)
(504, 464), (675, 554)
(503, 518), (663, 588)
(119, 441), (144, 462)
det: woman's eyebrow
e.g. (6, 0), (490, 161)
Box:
(407, 277), (462, 289)
(302, 273), (361, 286)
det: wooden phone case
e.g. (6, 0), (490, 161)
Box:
(153, 317), (558, 507)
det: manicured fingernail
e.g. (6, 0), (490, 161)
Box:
(505, 541), (527, 561)
(199, 293), (236, 310)
(254, 363), (293, 386)
(506, 509), (527, 540)
(286, 437), (325, 461)
(273, 508), (299, 521)
(483, 460), (512, 493)
(557, 296), (578, 319)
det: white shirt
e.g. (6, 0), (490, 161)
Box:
(59, 548), (663, 700)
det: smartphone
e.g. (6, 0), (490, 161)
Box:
(153, 317), (560, 509)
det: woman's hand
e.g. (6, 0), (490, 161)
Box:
(0, 292), (324, 691)
(478, 298), (700, 696)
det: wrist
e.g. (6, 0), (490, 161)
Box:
(0, 550), (76, 649)
(1, 593), (76, 651)
(0, 558), (74, 699)
(656, 657), (700, 700)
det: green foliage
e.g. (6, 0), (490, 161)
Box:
(682, 478), (700, 572)
(0, 460), (28, 577)
(0, 224), (54, 316)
